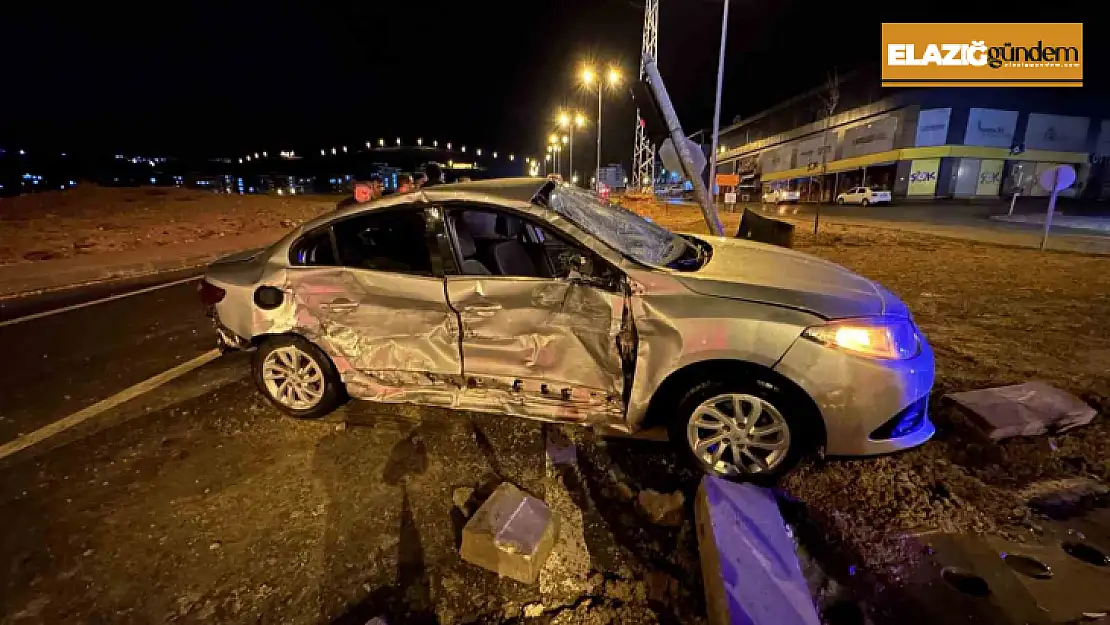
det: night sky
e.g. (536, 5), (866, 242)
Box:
(1, 1), (1103, 164)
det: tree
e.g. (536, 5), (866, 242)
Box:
(814, 69), (839, 237)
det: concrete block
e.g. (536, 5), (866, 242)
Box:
(460, 482), (558, 584)
(947, 381), (1096, 440)
(694, 476), (820, 625)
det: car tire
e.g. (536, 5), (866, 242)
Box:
(252, 335), (346, 419)
(861, 198), (870, 206)
(667, 377), (816, 483)
(836, 198), (844, 205)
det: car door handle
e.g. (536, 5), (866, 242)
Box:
(321, 298), (359, 311)
(463, 303), (502, 315)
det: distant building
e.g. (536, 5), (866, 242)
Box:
(596, 164), (627, 190)
(711, 71), (1110, 201)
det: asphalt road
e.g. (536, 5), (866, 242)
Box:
(0, 276), (215, 446)
(0, 274), (707, 624)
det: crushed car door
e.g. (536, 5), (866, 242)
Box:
(287, 206), (462, 404)
(441, 205), (629, 425)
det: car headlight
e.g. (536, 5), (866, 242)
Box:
(802, 317), (920, 360)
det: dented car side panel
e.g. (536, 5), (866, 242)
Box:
(444, 276), (628, 429)
(621, 266), (822, 430)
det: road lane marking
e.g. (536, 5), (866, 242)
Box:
(0, 349), (223, 461)
(0, 275), (202, 328)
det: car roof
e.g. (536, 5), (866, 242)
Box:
(422, 177), (550, 204)
(291, 177), (552, 236)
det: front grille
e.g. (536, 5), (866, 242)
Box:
(870, 396), (929, 440)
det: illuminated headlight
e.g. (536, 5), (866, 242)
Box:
(802, 317), (920, 360)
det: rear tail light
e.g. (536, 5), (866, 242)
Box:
(198, 280), (226, 306)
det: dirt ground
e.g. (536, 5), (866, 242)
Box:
(0, 354), (708, 625)
(0, 186), (336, 265)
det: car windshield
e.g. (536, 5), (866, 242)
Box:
(546, 185), (694, 267)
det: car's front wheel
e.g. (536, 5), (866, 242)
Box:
(836, 197), (845, 205)
(668, 378), (813, 481)
(252, 335), (345, 418)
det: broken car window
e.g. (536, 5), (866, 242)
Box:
(332, 208), (433, 275)
(547, 186), (695, 269)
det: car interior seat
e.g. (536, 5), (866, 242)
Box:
(451, 216), (492, 275)
(491, 215), (539, 277)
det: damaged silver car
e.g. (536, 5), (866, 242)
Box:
(201, 178), (935, 478)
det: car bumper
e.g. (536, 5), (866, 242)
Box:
(773, 332), (935, 456)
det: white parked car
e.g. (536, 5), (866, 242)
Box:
(836, 187), (892, 206)
(761, 188), (800, 204)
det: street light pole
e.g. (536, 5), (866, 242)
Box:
(596, 84), (602, 190)
(706, 0), (730, 209)
(569, 133), (574, 185)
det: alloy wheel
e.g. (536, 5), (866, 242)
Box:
(261, 345), (326, 410)
(686, 393), (791, 476)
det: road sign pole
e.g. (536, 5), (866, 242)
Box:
(1040, 168), (1060, 251)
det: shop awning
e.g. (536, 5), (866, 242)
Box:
(758, 145), (1088, 183)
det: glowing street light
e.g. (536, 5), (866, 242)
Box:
(331, 147), (337, 155)
(417, 138), (423, 146)
(548, 133), (559, 145)
(366, 141), (371, 148)
(509, 154), (515, 161)
(461, 146), (467, 153)
(433, 140), (438, 147)
(396, 138), (401, 145)
(493, 151), (498, 158)
(321, 149), (326, 156)
(581, 63), (622, 190)
(378, 138), (385, 147)
(446, 142), (452, 150)
(238, 157), (243, 164)
(476, 148), (482, 156)
(561, 135), (568, 145)
(262, 151), (267, 157)
(342, 146), (348, 153)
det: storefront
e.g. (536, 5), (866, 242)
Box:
(722, 102), (1097, 203)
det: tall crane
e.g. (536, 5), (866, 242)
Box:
(631, 0), (659, 192)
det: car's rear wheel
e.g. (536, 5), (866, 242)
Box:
(668, 378), (813, 482)
(252, 335), (345, 418)
(837, 197), (845, 205)
(861, 198), (870, 206)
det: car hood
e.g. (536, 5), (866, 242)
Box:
(675, 235), (906, 319)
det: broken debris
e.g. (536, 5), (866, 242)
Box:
(947, 381), (1097, 440)
(637, 489), (685, 527)
(695, 477), (820, 625)
(460, 482), (558, 584)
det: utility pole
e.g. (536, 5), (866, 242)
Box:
(706, 0), (730, 211)
(631, 0), (659, 192)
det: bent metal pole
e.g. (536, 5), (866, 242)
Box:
(642, 54), (724, 236)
